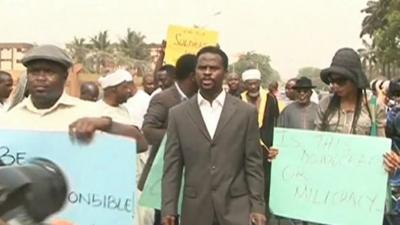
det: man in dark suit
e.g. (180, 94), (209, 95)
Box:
(162, 46), (266, 225)
(140, 54), (198, 190)
(140, 54), (198, 225)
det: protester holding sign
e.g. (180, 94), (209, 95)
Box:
(0, 45), (146, 146)
(317, 47), (400, 224)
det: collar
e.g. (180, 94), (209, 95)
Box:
(197, 90), (226, 107)
(18, 92), (79, 116)
(175, 82), (188, 101)
(241, 88), (268, 102)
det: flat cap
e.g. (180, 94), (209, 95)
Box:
(22, 45), (73, 69)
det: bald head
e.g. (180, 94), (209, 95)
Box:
(80, 82), (99, 102)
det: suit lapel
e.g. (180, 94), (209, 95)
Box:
(186, 94), (212, 142)
(213, 94), (237, 141)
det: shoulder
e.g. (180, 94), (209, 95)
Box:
(319, 94), (333, 108)
(153, 86), (178, 102)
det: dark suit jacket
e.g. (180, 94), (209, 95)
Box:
(162, 93), (265, 225)
(139, 85), (182, 190)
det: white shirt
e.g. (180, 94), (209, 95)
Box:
(197, 91), (226, 139)
(124, 90), (150, 128)
(175, 82), (188, 101)
(0, 101), (7, 113)
(96, 100), (134, 125)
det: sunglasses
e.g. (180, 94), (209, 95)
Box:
(328, 77), (349, 86)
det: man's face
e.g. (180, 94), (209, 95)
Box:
(296, 88), (312, 105)
(27, 60), (66, 105)
(115, 81), (132, 104)
(0, 74), (13, 100)
(285, 80), (297, 100)
(195, 53), (226, 94)
(227, 76), (240, 92)
(157, 70), (174, 90)
(143, 76), (156, 95)
(244, 79), (261, 98)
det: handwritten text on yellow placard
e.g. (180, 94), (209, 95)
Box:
(165, 25), (219, 65)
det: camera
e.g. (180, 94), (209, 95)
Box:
(0, 158), (68, 225)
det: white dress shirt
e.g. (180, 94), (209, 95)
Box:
(197, 91), (226, 139)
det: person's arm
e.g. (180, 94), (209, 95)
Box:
(161, 109), (183, 225)
(142, 94), (168, 145)
(245, 107), (267, 224)
(69, 117), (148, 152)
(152, 40), (166, 78)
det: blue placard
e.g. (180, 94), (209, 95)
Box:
(0, 129), (136, 225)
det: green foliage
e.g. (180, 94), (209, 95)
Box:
(119, 29), (151, 60)
(229, 52), (280, 88)
(360, 0), (400, 78)
(66, 29), (152, 74)
(297, 67), (328, 90)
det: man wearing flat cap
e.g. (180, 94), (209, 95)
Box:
(278, 76), (318, 130)
(0, 45), (147, 149)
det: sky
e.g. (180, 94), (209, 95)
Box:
(0, 0), (369, 80)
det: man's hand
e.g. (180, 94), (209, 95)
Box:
(162, 215), (177, 225)
(69, 117), (112, 143)
(265, 147), (279, 162)
(384, 151), (400, 175)
(249, 213), (266, 225)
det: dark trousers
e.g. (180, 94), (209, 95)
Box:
(153, 209), (161, 225)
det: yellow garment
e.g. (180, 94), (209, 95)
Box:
(241, 89), (268, 128)
(277, 100), (286, 112)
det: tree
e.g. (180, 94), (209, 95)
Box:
(360, 0), (400, 78)
(88, 31), (113, 73)
(357, 39), (378, 78)
(119, 29), (150, 60)
(297, 67), (328, 90)
(66, 37), (90, 64)
(229, 52), (280, 88)
(90, 30), (112, 52)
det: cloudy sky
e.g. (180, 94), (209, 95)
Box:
(0, 0), (369, 80)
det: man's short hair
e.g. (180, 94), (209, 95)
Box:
(175, 54), (197, 81)
(196, 46), (228, 70)
(159, 64), (176, 76)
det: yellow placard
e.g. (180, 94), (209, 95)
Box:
(165, 25), (219, 65)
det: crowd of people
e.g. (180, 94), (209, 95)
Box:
(0, 44), (400, 225)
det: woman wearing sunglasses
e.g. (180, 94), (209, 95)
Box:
(315, 48), (400, 225)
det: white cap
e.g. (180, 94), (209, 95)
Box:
(242, 69), (261, 81)
(98, 69), (133, 89)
